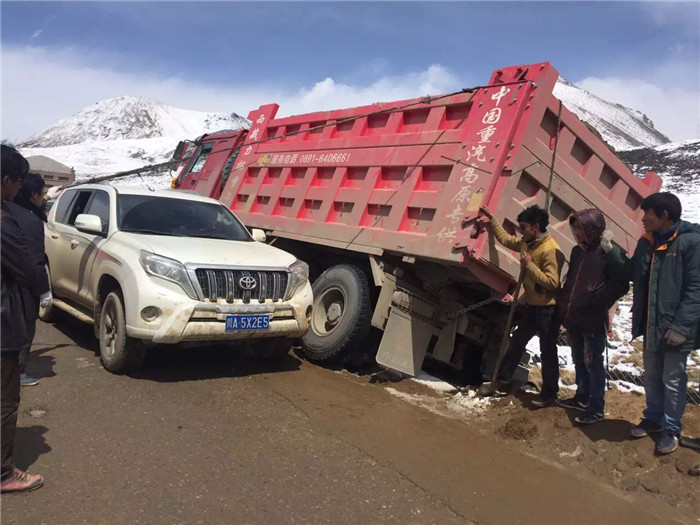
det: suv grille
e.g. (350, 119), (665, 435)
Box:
(195, 269), (288, 303)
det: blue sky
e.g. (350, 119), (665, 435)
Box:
(2, 1), (699, 141)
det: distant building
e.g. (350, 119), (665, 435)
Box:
(26, 155), (75, 188)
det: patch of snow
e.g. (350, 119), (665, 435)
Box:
(676, 189), (700, 225)
(412, 372), (460, 394)
(384, 386), (492, 416)
(446, 390), (492, 412)
(554, 77), (670, 151)
(21, 137), (177, 177)
(383, 387), (447, 417)
(617, 139), (700, 224)
(612, 381), (645, 395)
(559, 445), (583, 458)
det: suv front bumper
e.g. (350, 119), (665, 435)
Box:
(124, 278), (312, 344)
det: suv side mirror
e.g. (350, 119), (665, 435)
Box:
(251, 228), (266, 243)
(75, 214), (104, 235)
(172, 141), (187, 161)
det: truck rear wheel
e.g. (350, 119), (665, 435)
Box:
(301, 264), (372, 365)
(99, 291), (145, 374)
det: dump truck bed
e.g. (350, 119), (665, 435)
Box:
(177, 62), (661, 296)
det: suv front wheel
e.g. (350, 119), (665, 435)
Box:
(99, 291), (146, 373)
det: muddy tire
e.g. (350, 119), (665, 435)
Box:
(247, 337), (294, 359)
(301, 264), (372, 365)
(99, 291), (145, 373)
(38, 265), (57, 323)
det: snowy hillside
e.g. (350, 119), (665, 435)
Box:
(554, 77), (670, 151)
(618, 139), (700, 224)
(23, 137), (179, 183)
(20, 96), (249, 148)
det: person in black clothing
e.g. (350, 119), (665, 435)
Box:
(1, 143), (43, 493)
(11, 172), (52, 386)
(14, 172), (48, 223)
(556, 209), (629, 424)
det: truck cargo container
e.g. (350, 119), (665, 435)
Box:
(172, 62), (662, 379)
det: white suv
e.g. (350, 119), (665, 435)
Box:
(42, 184), (312, 373)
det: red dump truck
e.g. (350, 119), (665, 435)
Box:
(172, 62), (662, 379)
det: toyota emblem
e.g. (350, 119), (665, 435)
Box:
(238, 276), (257, 290)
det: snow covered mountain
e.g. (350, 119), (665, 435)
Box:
(20, 96), (250, 148)
(553, 77), (670, 151)
(617, 139), (700, 223)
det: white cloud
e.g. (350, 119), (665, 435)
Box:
(293, 65), (459, 115)
(576, 60), (700, 142)
(4, 45), (697, 145)
(1, 46), (461, 143)
(30, 29), (43, 39)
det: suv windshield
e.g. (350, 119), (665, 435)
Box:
(117, 194), (253, 241)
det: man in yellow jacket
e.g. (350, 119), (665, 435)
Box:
(479, 205), (565, 407)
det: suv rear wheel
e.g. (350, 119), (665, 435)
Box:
(99, 291), (145, 373)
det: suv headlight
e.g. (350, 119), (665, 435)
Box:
(139, 251), (198, 300)
(286, 260), (309, 299)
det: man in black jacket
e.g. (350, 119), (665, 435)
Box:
(556, 209), (629, 424)
(11, 172), (52, 386)
(1, 143), (43, 493)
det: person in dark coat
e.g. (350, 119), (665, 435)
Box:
(1, 143), (43, 493)
(556, 209), (629, 424)
(607, 192), (700, 455)
(11, 172), (52, 386)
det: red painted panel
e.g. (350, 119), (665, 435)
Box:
(174, 62), (662, 293)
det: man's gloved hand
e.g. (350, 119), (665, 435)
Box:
(600, 229), (614, 253)
(664, 328), (687, 347)
(46, 186), (63, 200)
(39, 291), (52, 310)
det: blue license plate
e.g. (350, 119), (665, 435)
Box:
(225, 314), (270, 331)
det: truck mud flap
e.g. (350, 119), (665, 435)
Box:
(375, 308), (438, 376)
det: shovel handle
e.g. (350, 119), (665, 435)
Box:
(490, 267), (526, 384)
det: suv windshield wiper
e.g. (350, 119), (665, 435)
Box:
(119, 228), (177, 236)
(190, 233), (239, 240)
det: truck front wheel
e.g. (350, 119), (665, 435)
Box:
(301, 264), (371, 365)
(99, 291), (145, 374)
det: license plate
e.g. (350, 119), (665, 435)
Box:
(225, 314), (270, 331)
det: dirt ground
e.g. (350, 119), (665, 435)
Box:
(4, 317), (698, 524)
(366, 372), (700, 514)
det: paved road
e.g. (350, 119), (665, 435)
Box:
(2, 316), (694, 524)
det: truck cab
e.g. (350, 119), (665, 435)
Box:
(172, 130), (247, 200)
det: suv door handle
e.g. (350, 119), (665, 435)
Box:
(70, 239), (79, 248)
(51, 234), (59, 239)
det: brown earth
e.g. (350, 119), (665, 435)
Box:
(3, 316), (698, 524)
(374, 374), (700, 514)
